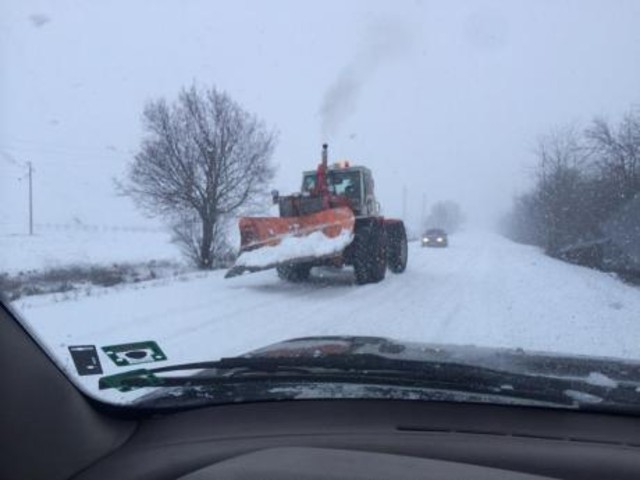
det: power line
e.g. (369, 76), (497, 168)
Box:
(0, 142), (133, 163)
(1, 134), (133, 154)
(0, 134), (137, 157)
(0, 149), (24, 167)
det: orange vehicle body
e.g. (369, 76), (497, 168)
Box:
(237, 207), (355, 252)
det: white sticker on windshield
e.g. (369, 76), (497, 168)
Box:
(102, 341), (167, 367)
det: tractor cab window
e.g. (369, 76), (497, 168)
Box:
(301, 171), (361, 198)
(302, 174), (316, 193)
(328, 171), (360, 197)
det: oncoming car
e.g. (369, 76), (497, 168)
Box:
(421, 228), (448, 247)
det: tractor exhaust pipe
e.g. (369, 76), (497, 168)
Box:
(321, 143), (328, 169)
(316, 144), (330, 199)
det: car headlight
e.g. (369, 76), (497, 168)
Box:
(422, 238), (429, 242)
(436, 237), (443, 242)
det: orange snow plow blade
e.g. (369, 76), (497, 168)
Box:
(225, 207), (355, 278)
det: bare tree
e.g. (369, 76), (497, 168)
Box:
(535, 125), (586, 177)
(533, 126), (589, 253)
(585, 112), (640, 200)
(124, 84), (276, 268)
(505, 114), (640, 255)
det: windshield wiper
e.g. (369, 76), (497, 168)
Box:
(98, 354), (640, 411)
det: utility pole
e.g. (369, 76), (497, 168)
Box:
(402, 185), (408, 220)
(0, 151), (33, 234)
(28, 161), (33, 236)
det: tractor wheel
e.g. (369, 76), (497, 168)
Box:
(277, 263), (312, 282)
(353, 221), (387, 285)
(387, 222), (408, 274)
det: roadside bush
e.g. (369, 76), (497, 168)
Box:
(0, 260), (187, 301)
(504, 111), (640, 263)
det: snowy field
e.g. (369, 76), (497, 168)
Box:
(0, 228), (182, 274)
(10, 230), (640, 401)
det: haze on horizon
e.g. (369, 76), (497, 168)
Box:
(2, 0), (640, 234)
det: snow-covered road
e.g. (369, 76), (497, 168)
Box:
(13, 231), (640, 398)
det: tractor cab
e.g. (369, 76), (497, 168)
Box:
(301, 165), (379, 217)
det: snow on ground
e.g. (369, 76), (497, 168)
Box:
(236, 229), (353, 267)
(10, 230), (640, 403)
(0, 228), (182, 273)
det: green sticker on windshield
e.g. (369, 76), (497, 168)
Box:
(99, 369), (160, 392)
(102, 341), (167, 367)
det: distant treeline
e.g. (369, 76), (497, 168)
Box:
(503, 108), (640, 271)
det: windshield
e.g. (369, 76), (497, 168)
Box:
(302, 171), (361, 197)
(2, 0), (640, 412)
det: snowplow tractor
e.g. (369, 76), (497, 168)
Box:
(226, 144), (408, 284)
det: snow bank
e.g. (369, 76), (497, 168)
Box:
(586, 372), (618, 388)
(235, 229), (354, 268)
(12, 230), (640, 403)
(564, 390), (603, 404)
(0, 229), (182, 274)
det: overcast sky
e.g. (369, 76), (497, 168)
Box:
(2, 0), (640, 233)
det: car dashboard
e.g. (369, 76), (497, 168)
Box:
(3, 304), (640, 480)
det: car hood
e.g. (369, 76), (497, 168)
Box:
(243, 335), (640, 385)
(134, 336), (640, 411)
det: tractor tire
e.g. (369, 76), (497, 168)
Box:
(386, 222), (408, 274)
(353, 221), (387, 285)
(277, 263), (312, 282)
